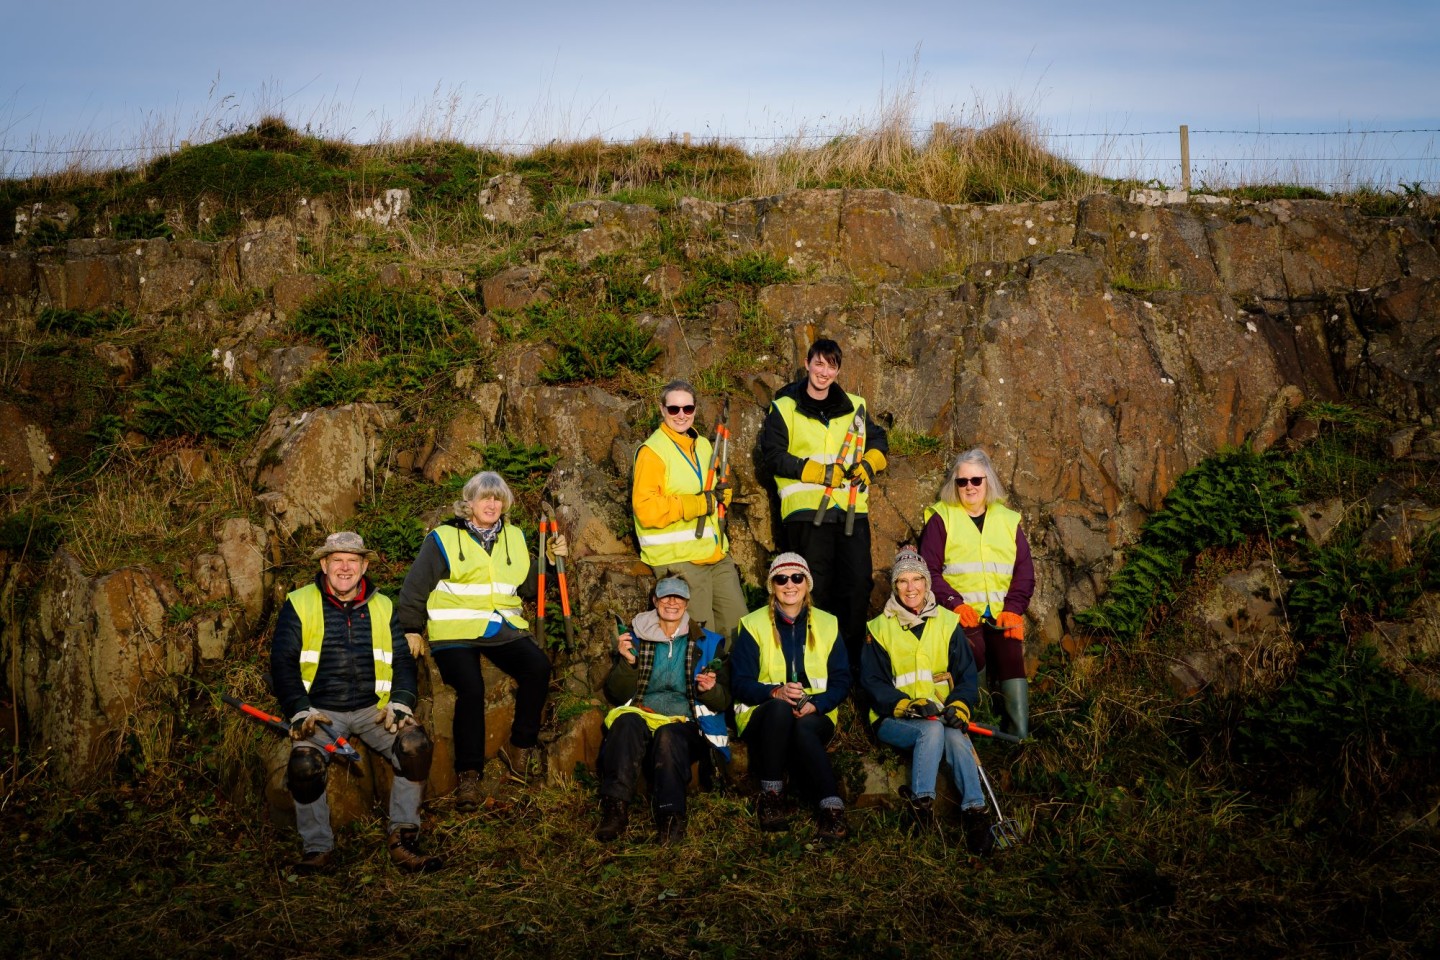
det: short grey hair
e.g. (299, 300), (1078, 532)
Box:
(453, 470), (514, 518)
(938, 448), (1006, 507)
(658, 379), (697, 407)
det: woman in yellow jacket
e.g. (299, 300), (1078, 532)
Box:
(632, 379), (746, 639)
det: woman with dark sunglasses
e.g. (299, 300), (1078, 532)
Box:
(917, 448), (1035, 738)
(632, 379), (747, 640)
(730, 553), (853, 839)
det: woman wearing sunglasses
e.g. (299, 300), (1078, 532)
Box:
(632, 379), (747, 640)
(730, 553), (853, 839)
(917, 448), (1035, 738)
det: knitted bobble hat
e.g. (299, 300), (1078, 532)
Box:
(766, 552), (814, 594)
(890, 545), (931, 591)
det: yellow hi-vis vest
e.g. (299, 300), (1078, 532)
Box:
(633, 427), (725, 567)
(733, 605), (840, 734)
(923, 501), (1021, 619)
(865, 607), (960, 724)
(290, 583), (394, 708)
(771, 391), (871, 520)
(425, 523), (531, 640)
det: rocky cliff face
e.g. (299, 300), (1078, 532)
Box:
(2, 186), (1436, 791)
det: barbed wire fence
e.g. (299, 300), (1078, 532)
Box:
(3, 124), (1437, 193)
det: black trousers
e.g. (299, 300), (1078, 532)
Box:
(784, 515), (872, 669)
(597, 712), (707, 816)
(432, 634), (550, 773)
(741, 699), (838, 804)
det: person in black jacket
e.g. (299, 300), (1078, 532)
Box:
(270, 531), (441, 874)
(760, 338), (888, 670)
(394, 471), (567, 810)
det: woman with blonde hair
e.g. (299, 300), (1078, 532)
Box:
(918, 448), (1035, 738)
(730, 553), (852, 839)
(396, 471), (567, 809)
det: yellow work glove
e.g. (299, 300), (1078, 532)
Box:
(846, 449), (887, 488)
(800, 459), (844, 487)
(897, 698), (941, 720)
(998, 611), (1025, 642)
(940, 701), (971, 730)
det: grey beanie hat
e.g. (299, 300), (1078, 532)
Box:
(890, 545), (931, 590)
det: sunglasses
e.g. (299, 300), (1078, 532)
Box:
(771, 573), (807, 586)
(664, 404), (697, 415)
(954, 476), (986, 488)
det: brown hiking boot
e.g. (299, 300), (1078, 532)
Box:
(292, 849), (333, 874)
(963, 808), (996, 856)
(756, 789), (788, 832)
(595, 797), (629, 842)
(454, 769), (483, 812)
(815, 806), (850, 841)
(499, 745), (539, 785)
(387, 827), (443, 873)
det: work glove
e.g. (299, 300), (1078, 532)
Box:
(711, 479), (733, 506)
(289, 708), (333, 741)
(941, 701), (972, 730)
(954, 604), (981, 629)
(379, 702), (415, 734)
(405, 632), (428, 658)
(545, 533), (569, 564)
(702, 490), (719, 516)
(800, 459), (845, 488)
(846, 449), (886, 490)
(895, 697), (942, 720)
(998, 611), (1025, 642)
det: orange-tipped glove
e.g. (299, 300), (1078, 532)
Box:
(998, 611), (1025, 641)
(954, 604), (981, 629)
(846, 449), (887, 489)
(940, 701), (972, 729)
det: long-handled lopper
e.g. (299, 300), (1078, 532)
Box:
(541, 502), (575, 648)
(843, 404), (866, 537)
(695, 398), (730, 540)
(536, 508), (550, 638)
(813, 411), (863, 526)
(221, 694), (361, 764)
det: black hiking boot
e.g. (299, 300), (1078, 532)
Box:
(596, 797), (629, 842)
(657, 812), (687, 846)
(963, 808), (996, 856)
(756, 789), (788, 832)
(815, 806), (850, 841)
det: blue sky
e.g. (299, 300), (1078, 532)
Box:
(4, 0), (1438, 187)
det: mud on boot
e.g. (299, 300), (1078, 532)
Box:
(596, 797), (629, 842)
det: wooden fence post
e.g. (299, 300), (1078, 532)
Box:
(1180, 124), (1191, 192)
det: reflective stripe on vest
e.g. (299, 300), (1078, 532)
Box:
(290, 583), (394, 708)
(633, 428), (724, 566)
(425, 524), (531, 639)
(923, 501), (1021, 616)
(771, 391), (870, 519)
(865, 607), (960, 724)
(733, 606), (840, 734)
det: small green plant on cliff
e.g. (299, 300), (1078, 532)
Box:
(37, 306), (137, 338)
(887, 428), (942, 458)
(539, 309), (659, 384)
(111, 210), (173, 240)
(130, 353), (272, 443)
(1076, 447), (1297, 642)
(292, 273), (469, 357)
(480, 437), (557, 494)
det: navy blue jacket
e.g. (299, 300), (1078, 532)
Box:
(730, 606), (852, 717)
(271, 573), (418, 718)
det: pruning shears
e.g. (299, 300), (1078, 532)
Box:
(540, 502), (574, 648)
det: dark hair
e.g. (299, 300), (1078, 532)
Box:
(807, 338), (842, 368)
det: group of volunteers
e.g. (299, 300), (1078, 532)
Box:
(270, 337), (1034, 873)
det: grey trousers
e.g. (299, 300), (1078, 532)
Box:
(291, 706), (424, 853)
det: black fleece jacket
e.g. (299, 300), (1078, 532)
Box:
(270, 573), (417, 718)
(759, 377), (888, 522)
(394, 517), (545, 643)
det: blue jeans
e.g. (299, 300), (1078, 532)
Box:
(876, 717), (984, 810)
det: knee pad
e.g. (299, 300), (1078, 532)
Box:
(393, 724), (433, 782)
(287, 747), (328, 804)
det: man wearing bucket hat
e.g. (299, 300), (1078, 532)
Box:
(594, 575), (731, 844)
(270, 531), (441, 874)
(861, 546), (993, 853)
(730, 553), (853, 839)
